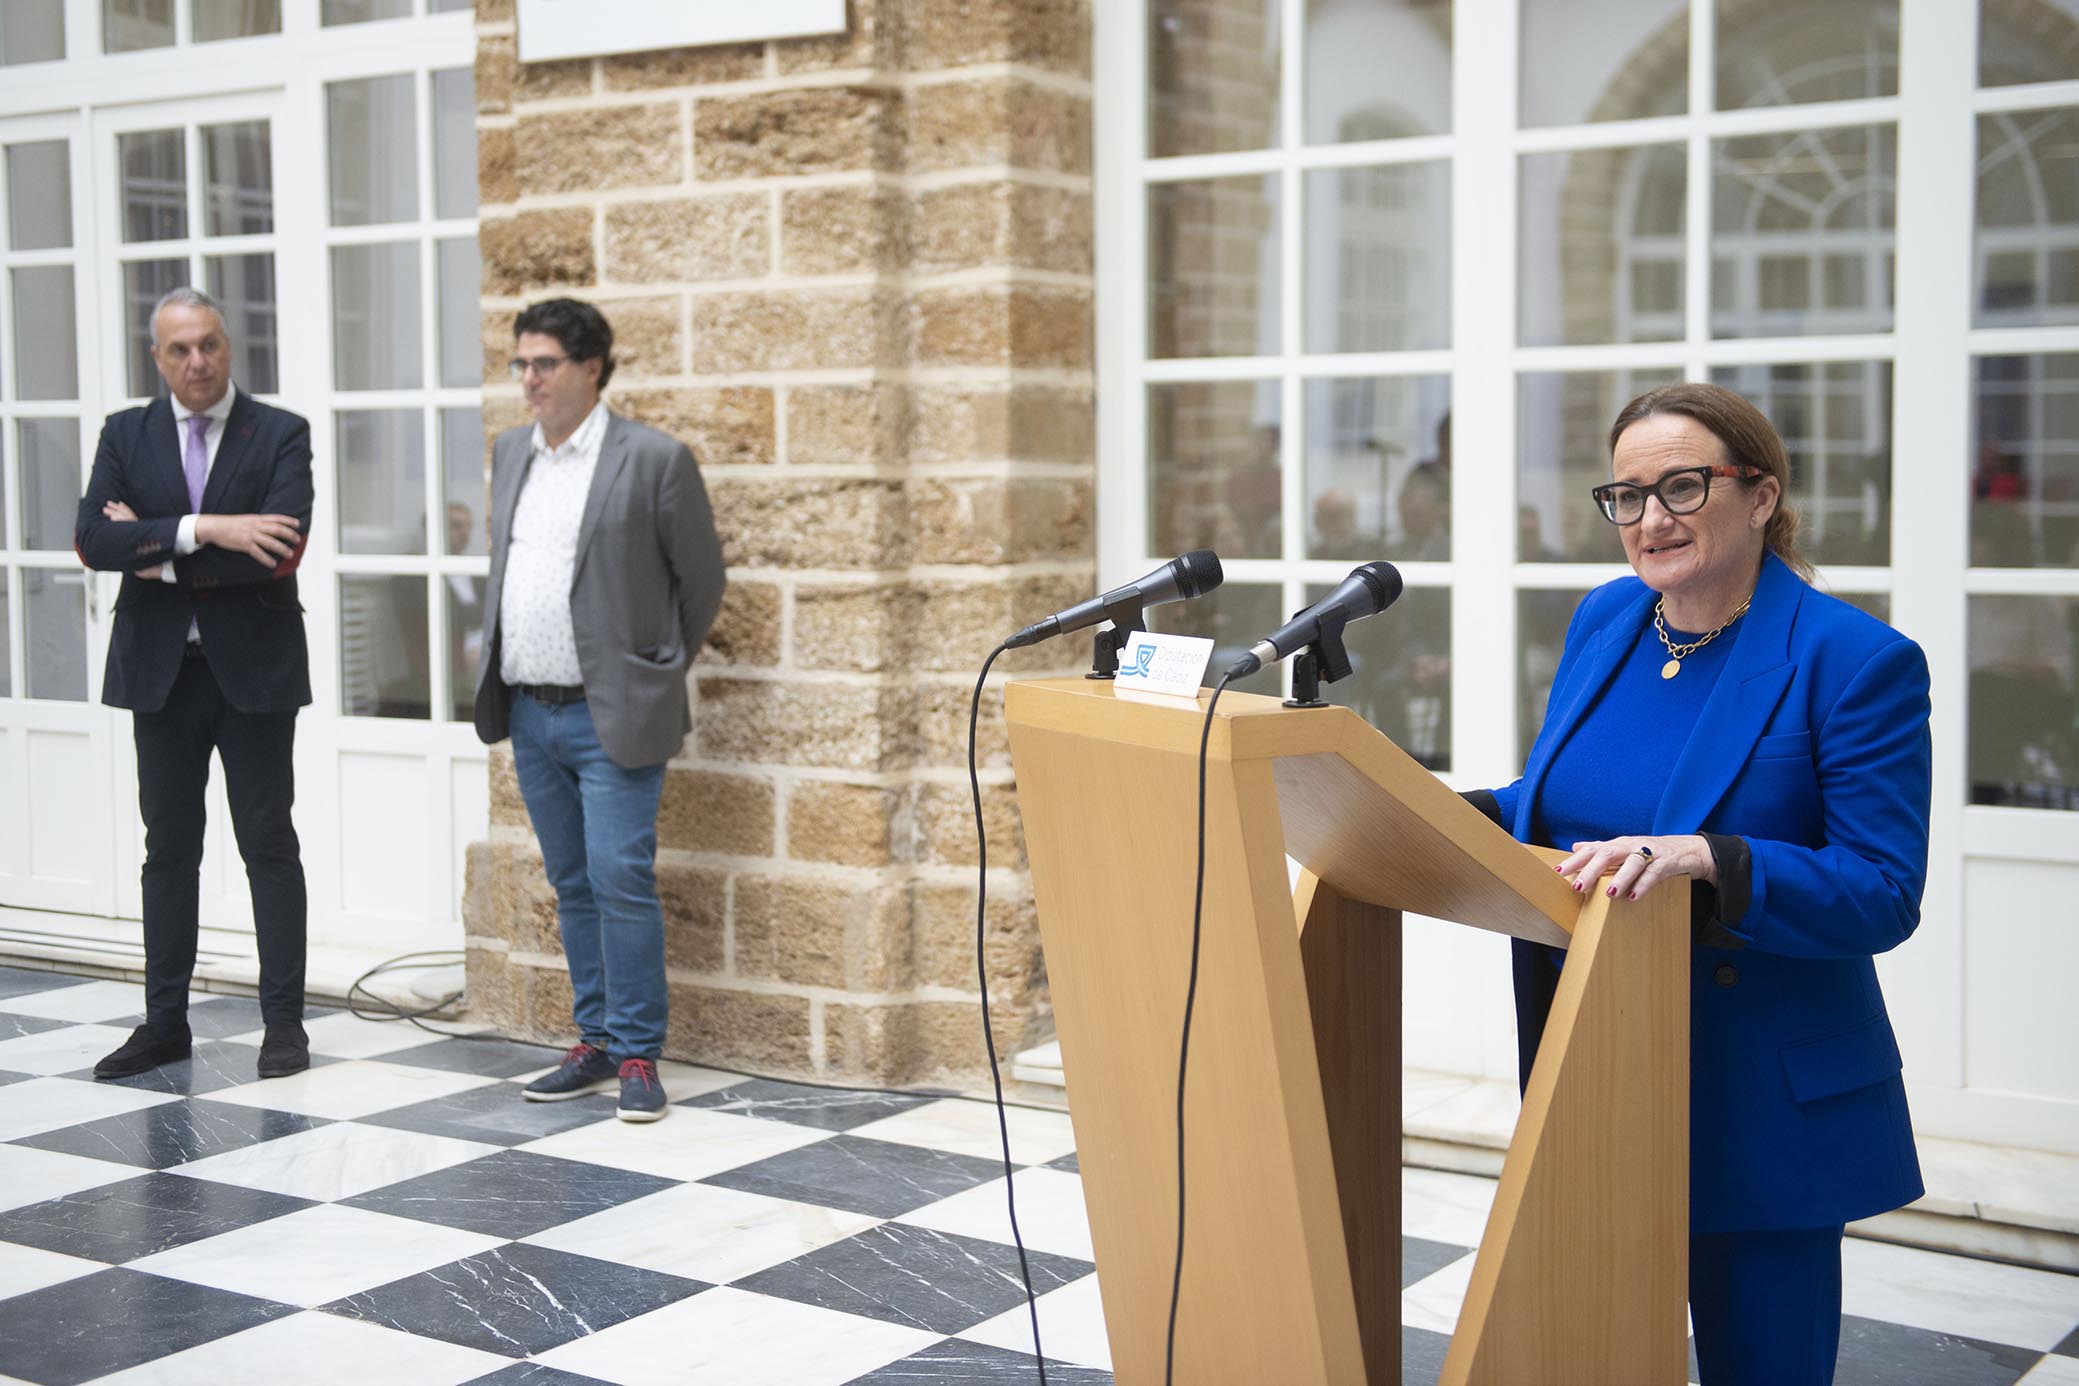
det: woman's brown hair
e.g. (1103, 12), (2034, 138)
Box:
(1608, 382), (1813, 582)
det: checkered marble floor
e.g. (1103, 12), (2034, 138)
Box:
(0, 966), (2074, 1385)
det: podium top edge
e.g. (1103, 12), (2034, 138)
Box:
(1004, 677), (1355, 760)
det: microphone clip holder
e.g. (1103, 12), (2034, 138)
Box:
(1086, 593), (1149, 680)
(1283, 609), (1354, 709)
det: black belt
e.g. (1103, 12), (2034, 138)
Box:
(515, 683), (585, 705)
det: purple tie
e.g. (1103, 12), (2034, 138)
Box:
(184, 414), (208, 512)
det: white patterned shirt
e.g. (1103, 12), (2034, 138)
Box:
(498, 403), (608, 688)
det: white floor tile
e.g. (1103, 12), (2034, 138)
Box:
(1402, 1248), (1477, 1338)
(897, 1168), (1094, 1262)
(0, 1244), (103, 1299)
(0, 1076), (176, 1143)
(523, 1182), (879, 1284)
(85, 1308), (513, 1385)
(128, 1204), (504, 1307)
(2018, 1355), (2079, 1385)
(1400, 1069), (1477, 1121)
(168, 1121), (498, 1201)
(1399, 1167), (1498, 1249)
(535, 1285), (939, 1386)
(516, 1107), (830, 1182)
(0, 979), (147, 1023)
(204, 1060), (500, 1121)
(0, 1025), (148, 1080)
(0, 1142), (142, 1212)
(846, 1098), (1079, 1166)
(960, 1271), (1113, 1371)
(224, 1011), (440, 1060)
(1843, 1236), (2079, 1352)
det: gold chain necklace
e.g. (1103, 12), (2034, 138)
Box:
(1653, 595), (1750, 680)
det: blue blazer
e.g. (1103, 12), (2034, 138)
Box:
(1491, 553), (1930, 1233)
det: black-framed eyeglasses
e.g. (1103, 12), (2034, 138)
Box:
(507, 354), (571, 380)
(1591, 464), (1762, 525)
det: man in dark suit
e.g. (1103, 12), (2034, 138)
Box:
(474, 298), (725, 1122)
(74, 286), (314, 1081)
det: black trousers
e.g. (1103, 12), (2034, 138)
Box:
(134, 651), (307, 1029)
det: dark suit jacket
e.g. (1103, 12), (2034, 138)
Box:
(74, 391), (314, 714)
(1490, 553), (1930, 1233)
(474, 410), (726, 768)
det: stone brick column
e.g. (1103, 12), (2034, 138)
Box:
(462, 0), (1094, 1089)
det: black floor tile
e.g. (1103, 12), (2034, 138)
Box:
(377, 1036), (572, 1079)
(734, 1223), (1093, 1336)
(0, 969), (93, 1002)
(0, 1068), (33, 1086)
(340, 1148), (679, 1239)
(0, 1170), (315, 1263)
(1401, 1235), (1472, 1289)
(0, 1266), (294, 1386)
(0, 1013), (68, 1042)
(324, 1242), (705, 1357)
(2054, 1324), (2079, 1358)
(1402, 1324), (1453, 1386)
(14, 1096), (325, 1168)
(1831, 1315), (2041, 1386)
(847, 1338), (1113, 1382)
(358, 1079), (621, 1145)
(1045, 1152), (1080, 1175)
(701, 1134), (1005, 1219)
(680, 1078), (937, 1133)
(461, 1362), (623, 1385)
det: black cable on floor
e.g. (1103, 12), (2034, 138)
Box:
(344, 950), (508, 1038)
(970, 639), (1049, 1385)
(1165, 669), (1232, 1386)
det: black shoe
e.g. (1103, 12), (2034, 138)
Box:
(616, 1058), (667, 1123)
(522, 1042), (618, 1101)
(256, 1022), (310, 1079)
(94, 1024), (191, 1080)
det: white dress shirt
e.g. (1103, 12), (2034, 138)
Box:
(159, 384), (239, 586)
(499, 402), (609, 688)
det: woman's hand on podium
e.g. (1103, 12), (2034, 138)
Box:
(1556, 834), (1715, 901)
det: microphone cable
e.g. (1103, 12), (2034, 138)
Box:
(969, 639), (1048, 1385)
(1165, 668), (1233, 1386)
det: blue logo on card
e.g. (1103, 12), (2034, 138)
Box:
(1125, 644), (1156, 677)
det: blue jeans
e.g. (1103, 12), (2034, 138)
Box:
(509, 693), (668, 1061)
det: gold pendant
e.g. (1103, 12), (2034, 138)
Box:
(1661, 658), (1681, 680)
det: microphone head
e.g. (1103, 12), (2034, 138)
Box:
(1172, 548), (1224, 601)
(1350, 561), (1403, 614)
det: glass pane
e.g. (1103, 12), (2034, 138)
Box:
(123, 259), (185, 398)
(1149, 174), (1280, 359)
(1712, 125), (1896, 338)
(0, 573), (9, 697)
(1304, 0), (1449, 142)
(432, 67), (478, 221)
(1517, 367), (1683, 563)
(1303, 162), (1450, 353)
(0, 0), (66, 64)
(120, 129), (186, 242)
(437, 238), (481, 389)
(103, 0), (173, 52)
(193, 0), (279, 41)
(1969, 595), (2079, 809)
(1717, 0), (1897, 109)
(7, 141), (73, 250)
(12, 267), (79, 400)
(1975, 108), (2079, 330)
(328, 74), (418, 227)
(441, 406), (486, 556)
(1303, 376), (1451, 562)
(1313, 579), (1451, 771)
(336, 409), (427, 555)
(1148, 580), (1283, 697)
(1981, 0), (2079, 87)
(445, 576), (483, 721)
(340, 574), (430, 719)
(1711, 361), (1894, 567)
(323, 0), (409, 23)
(1521, 0), (1686, 127)
(1518, 588), (1591, 762)
(430, 0), (470, 9)
(204, 253), (278, 394)
(202, 120), (271, 235)
(1973, 353), (2079, 569)
(19, 419), (80, 551)
(24, 568), (86, 701)
(1149, 0), (1281, 158)
(1521, 144), (1684, 347)
(1149, 380), (1282, 560)
(331, 242), (423, 390)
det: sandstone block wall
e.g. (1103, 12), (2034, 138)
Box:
(463, 0), (1094, 1087)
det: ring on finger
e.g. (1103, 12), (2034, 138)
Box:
(1634, 845), (1653, 860)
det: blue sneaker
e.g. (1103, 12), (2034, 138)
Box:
(616, 1058), (667, 1122)
(522, 1042), (617, 1101)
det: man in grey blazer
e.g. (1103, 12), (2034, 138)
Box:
(474, 298), (725, 1121)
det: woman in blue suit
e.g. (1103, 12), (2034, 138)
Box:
(1465, 383), (1931, 1386)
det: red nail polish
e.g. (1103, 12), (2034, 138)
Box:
(1606, 886), (1616, 896)
(1628, 892), (1637, 901)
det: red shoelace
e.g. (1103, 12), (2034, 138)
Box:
(619, 1058), (658, 1091)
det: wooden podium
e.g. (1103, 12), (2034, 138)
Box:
(1003, 678), (1687, 1385)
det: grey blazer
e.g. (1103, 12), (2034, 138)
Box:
(473, 409), (726, 768)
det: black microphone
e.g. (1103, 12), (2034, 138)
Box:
(1224, 562), (1402, 677)
(1005, 549), (1224, 649)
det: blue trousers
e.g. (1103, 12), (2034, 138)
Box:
(1691, 1225), (1844, 1386)
(509, 692), (668, 1061)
